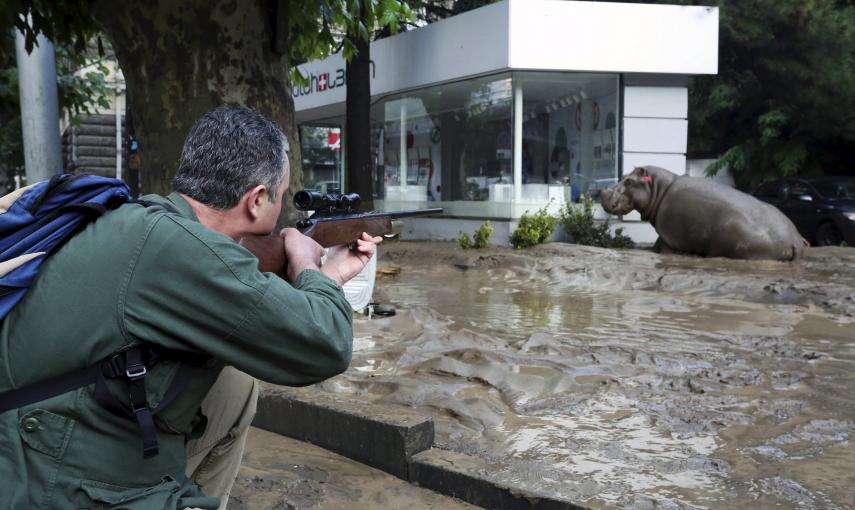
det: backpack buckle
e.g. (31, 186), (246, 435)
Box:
(125, 362), (147, 381)
(102, 353), (125, 378)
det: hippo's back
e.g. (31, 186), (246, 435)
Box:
(667, 176), (805, 260)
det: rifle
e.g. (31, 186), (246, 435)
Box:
(240, 189), (442, 275)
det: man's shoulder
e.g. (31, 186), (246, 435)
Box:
(100, 195), (263, 284)
(137, 203), (260, 276)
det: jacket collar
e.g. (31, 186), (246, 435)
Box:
(164, 192), (199, 222)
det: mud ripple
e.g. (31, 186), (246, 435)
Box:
(336, 242), (855, 508)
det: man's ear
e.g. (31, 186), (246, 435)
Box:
(245, 184), (269, 221)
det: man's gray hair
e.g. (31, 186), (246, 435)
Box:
(173, 105), (290, 210)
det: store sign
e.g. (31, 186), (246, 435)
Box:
(327, 131), (341, 150)
(292, 61), (376, 98)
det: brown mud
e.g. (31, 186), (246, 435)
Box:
(229, 427), (477, 509)
(324, 242), (854, 509)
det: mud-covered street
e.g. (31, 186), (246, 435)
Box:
(308, 241), (855, 509)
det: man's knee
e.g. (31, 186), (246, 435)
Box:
(186, 367), (258, 464)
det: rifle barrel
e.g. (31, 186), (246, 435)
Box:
(387, 208), (444, 219)
(309, 208), (443, 223)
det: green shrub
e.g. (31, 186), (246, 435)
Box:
(472, 221), (493, 249)
(558, 195), (635, 249)
(609, 227), (635, 249)
(457, 232), (473, 249)
(510, 205), (556, 249)
(459, 221), (493, 249)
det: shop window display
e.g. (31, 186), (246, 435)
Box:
(371, 74), (515, 217)
(516, 72), (619, 210)
(300, 72), (619, 219)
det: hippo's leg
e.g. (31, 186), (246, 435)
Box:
(652, 237), (678, 254)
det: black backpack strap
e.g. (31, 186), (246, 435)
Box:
(0, 365), (100, 414)
(93, 346), (208, 458)
(127, 348), (158, 457)
(0, 345), (210, 459)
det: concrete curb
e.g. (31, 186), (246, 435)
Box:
(253, 386), (433, 480)
(411, 449), (587, 510)
(254, 386), (589, 509)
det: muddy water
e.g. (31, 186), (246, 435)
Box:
(322, 242), (855, 509)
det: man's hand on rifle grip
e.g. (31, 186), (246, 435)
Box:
(280, 227), (325, 283)
(320, 232), (383, 286)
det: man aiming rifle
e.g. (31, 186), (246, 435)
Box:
(0, 105), (381, 509)
(241, 187), (442, 275)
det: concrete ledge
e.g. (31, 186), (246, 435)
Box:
(253, 386), (434, 480)
(411, 448), (588, 510)
(254, 386), (592, 509)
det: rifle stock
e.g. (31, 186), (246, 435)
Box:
(238, 219), (391, 276)
(300, 216), (393, 247)
(240, 207), (442, 275)
(239, 235), (287, 275)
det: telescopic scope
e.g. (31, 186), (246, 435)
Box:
(294, 189), (361, 212)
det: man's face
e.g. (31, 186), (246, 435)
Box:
(257, 173), (289, 234)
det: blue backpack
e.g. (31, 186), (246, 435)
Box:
(0, 173), (204, 459)
(0, 173), (130, 319)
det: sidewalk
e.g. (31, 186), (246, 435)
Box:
(228, 427), (478, 509)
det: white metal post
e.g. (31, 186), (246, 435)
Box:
(399, 100), (407, 186)
(15, 25), (63, 183)
(513, 79), (523, 204)
(115, 90), (123, 179)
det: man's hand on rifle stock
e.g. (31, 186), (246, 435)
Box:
(320, 232), (382, 286)
(280, 228), (325, 283)
(279, 229), (382, 286)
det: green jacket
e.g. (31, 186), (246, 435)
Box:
(0, 193), (353, 509)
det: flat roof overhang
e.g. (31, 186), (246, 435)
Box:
(294, 0), (719, 123)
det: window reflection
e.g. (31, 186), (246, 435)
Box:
(299, 72), (620, 219)
(372, 74), (514, 216)
(300, 124), (342, 193)
(518, 72), (619, 209)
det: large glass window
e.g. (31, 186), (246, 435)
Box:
(301, 72), (619, 219)
(371, 73), (514, 217)
(299, 124), (343, 193)
(516, 72), (619, 214)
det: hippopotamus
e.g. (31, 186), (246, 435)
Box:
(600, 166), (806, 260)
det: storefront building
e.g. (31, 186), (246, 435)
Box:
(294, 0), (719, 244)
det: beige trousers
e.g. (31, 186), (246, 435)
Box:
(184, 366), (259, 510)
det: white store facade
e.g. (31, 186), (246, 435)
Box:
(294, 0), (719, 244)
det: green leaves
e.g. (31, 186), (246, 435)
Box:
(8, 0), (99, 56)
(558, 196), (634, 249)
(774, 141), (808, 177)
(758, 109), (789, 145)
(690, 0), (855, 189)
(707, 82), (738, 113)
(472, 220), (493, 248)
(458, 221), (494, 250)
(288, 0), (414, 69)
(57, 70), (111, 118)
(457, 231), (472, 249)
(510, 205), (556, 249)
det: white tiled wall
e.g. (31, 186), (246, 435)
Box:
(622, 84), (689, 177)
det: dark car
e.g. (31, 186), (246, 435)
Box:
(752, 177), (855, 246)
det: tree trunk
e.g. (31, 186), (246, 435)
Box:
(345, 27), (373, 212)
(91, 0), (304, 223)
